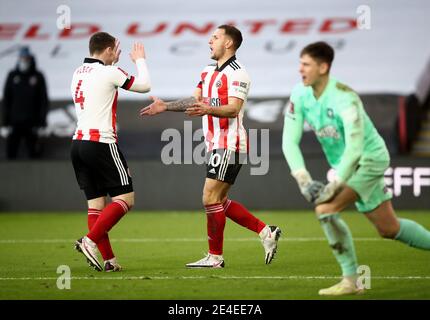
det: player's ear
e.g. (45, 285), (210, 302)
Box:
(319, 62), (329, 75)
(225, 38), (234, 50)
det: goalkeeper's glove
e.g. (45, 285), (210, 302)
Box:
(314, 179), (344, 205)
(292, 169), (325, 204)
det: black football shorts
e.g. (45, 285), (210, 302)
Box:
(206, 149), (246, 185)
(71, 140), (133, 200)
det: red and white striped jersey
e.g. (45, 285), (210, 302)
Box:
(197, 56), (250, 153)
(70, 58), (135, 143)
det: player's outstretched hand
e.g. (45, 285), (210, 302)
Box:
(139, 96), (167, 116)
(130, 42), (146, 63)
(314, 180), (343, 205)
(300, 180), (325, 204)
(112, 39), (121, 65)
(185, 102), (210, 117)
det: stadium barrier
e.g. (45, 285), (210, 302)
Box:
(1, 157), (429, 211)
(0, 95), (401, 160)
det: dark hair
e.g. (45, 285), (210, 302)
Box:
(89, 32), (115, 55)
(218, 25), (243, 50)
(300, 41), (335, 70)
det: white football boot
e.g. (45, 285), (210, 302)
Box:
(186, 253), (225, 268)
(318, 277), (365, 296)
(259, 225), (282, 264)
(104, 258), (122, 272)
(75, 236), (103, 271)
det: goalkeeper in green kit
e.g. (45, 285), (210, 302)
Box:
(282, 42), (430, 296)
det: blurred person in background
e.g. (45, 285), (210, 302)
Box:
(2, 46), (49, 159)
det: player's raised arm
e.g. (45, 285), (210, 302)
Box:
(283, 98), (324, 203)
(126, 42), (151, 93)
(109, 41), (151, 93)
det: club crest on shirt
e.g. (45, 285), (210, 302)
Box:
(216, 80), (222, 88)
(327, 108), (334, 119)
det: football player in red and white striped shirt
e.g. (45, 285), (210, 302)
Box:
(140, 25), (281, 268)
(71, 32), (151, 271)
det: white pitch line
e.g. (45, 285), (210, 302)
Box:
(0, 237), (387, 244)
(0, 275), (430, 281)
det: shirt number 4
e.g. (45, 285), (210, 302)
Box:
(74, 80), (85, 109)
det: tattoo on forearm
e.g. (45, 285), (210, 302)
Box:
(166, 97), (197, 111)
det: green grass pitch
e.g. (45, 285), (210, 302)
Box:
(0, 211), (429, 300)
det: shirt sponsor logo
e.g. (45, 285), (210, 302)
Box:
(209, 97), (221, 106)
(232, 81), (248, 88)
(315, 125), (340, 139)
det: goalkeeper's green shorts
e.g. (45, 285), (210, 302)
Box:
(346, 155), (392, 213)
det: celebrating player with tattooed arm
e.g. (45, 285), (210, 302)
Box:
(141, 25), (281, 268)
(283, 41), (430, 296)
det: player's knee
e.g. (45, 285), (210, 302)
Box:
(202, 190), (222, 206)
(377, 225), (399, 239)
(126, 195), (135, 210)
(315, 201), (344, 216)
(202, 195), (216, 206)
(114, 194), (134, 211)
(126, 199), (134, 210)
(315, 203), (335, 216)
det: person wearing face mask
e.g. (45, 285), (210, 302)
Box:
(2, 46), (49, 159)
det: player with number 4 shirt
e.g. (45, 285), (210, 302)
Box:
(70, 32), (151, 272)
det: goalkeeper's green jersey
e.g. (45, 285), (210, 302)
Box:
(282, 78), (389, 182)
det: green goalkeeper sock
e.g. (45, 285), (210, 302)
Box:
(318, 213), (358, 277)
(395, 218), (430, 250)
